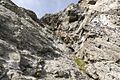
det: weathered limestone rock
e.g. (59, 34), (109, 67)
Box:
(0, 0), (120, 80)
(86, 61), (120, 80)
(40, 0), (120, 80)
(0, 0), (87, 80)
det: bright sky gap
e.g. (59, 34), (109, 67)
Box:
(11, 0), (79, 18)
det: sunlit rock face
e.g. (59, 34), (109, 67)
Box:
(0, 0), (120, 80)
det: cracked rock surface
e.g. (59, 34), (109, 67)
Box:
(0, 0), (120, 80)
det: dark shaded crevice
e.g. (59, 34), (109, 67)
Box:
(88, 0), (97, 5)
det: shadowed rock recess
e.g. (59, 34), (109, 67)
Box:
(0, 0), (120, 80)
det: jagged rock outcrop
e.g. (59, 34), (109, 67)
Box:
(40, 0), (120, 80)
(0, 0), (120, 80)
(0, 0), (88, 80)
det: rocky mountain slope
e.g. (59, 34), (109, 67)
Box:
(0, 0), (120, 80)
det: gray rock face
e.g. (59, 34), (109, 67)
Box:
(40, 0), (120, 80)
(0, 0), (87, 80)
(0, 0), (120, 80)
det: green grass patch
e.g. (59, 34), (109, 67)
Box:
(74, 57), (86, 71)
